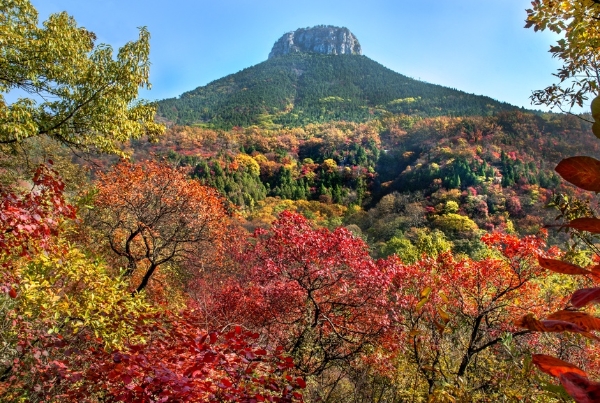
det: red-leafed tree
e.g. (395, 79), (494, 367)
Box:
(55, 309), (305, 403)
(0, 163), (76, 259)
(383, 232), (558, 400)
(89, 160), (230, 293)
(202, 211), (391, 375)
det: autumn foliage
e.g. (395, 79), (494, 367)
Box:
(202, 211), (390, 375)
(511, 96), (600, 402)
(63, 310), (304, 403)
(0, 163), (76, 258)
(90, 160), (230, 293)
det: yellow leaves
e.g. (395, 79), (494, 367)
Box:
(416, 286), (431, 311)
(14, 239), (151, 348)
(437, 306), (450, 324)
(0, 1), (165, 156)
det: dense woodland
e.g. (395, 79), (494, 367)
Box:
(4, 1), (600, 402)
(157, 54), (519, 129)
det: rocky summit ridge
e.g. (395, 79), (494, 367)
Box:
(268, 25), (362, 59)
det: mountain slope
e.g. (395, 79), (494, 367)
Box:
(157, 53), (519, 129)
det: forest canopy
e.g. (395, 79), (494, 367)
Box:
(4, 1), (600, 402)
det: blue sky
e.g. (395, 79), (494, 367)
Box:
(31, 0), (570, 112)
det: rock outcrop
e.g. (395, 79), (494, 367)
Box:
(268, 25), (362, 59)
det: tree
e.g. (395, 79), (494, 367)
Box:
(0, 165), (151, 401)
(0, 0), (164, 156)
(526, 0), (600, 111)
(61, 310), (305, 403)
(384, 232), (558, 400)
(0, 163), (75, 257)
(90, 160), (230, 293)
(204, 211), (391, 376)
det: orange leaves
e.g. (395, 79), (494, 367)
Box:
(91, 160), (230, 293)
(515, 313), (600, 341)
(565, 217), (600, 234)
(532, 354), (587, 378)
(546, 310), (600, 331)
(531, 355), (600, 403)
(555, 156), (600, 192)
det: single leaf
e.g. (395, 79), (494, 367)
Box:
(219, 378), (232, 388)
(592, 95), (600, 120)
(571, 288), (600, 308)
(415, 297), (428, 311)
(555, 157), (600, 192)
(434, 320), (445, 334)
(516, 314), (600, 340)
(540, 320), (600, 340)
(590, 265), (600, 277)
(593, 122), (600, 140)
(420, 286), (432, 299)
(532, 354), (587, 378)
(566, 217), (600, 234)
(547, 310), (600, 331)
(439, 291), (449, 303)
(437, 306), (450, 324)
(559, 372), (600, 403)
(8, 288), (17, 299)
(538, 256), (591, 275)
(515, 313), (546, 331)
(209, 332), (218, 344)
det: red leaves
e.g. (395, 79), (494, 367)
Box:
(73, 310), (304, 402)
(0, 163), (76, 257)
(516, 313), (600, 340)
(532, 354), (587, 378)
(555, 156), (600, 192)
(531, 355), (600, 403)
(559, 373), (600, 403)
(538, 256), (591, 275)
(571, 288), (600, 308)
(565, 217), (600, 234)
(8, 288), (17, 298)
(210, 211), (391, 375)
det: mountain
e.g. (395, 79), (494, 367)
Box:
(156, 26), (519, 129)
(268, 25), (362, 58)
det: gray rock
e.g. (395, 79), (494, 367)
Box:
(268, 25), (362, 59)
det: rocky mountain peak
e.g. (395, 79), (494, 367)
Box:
(268, 25), (362, 59)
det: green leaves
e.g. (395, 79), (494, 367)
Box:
(527, 2), (600, 109)
(0, 0), (164, 156)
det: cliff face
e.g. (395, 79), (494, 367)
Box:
(268, 26), (362, 59)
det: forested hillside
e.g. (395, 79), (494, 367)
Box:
(157, 54), (519, 128)
(132, 110), (597, 252)
(4, 2), (600, 402)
